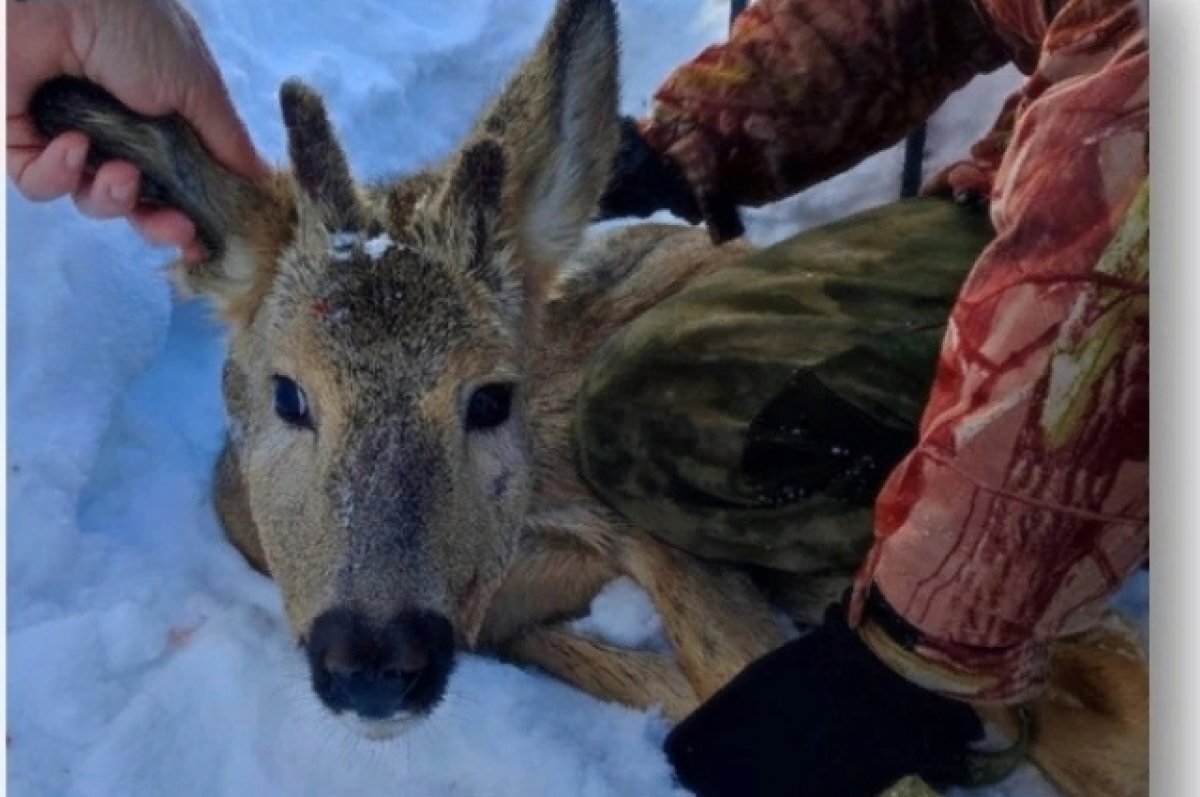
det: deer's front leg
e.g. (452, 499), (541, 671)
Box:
(621, 533), (788, 701)
(504, 626), (698, 722)
(483, 529), (698, 720)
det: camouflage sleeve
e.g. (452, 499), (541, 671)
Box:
(850, 0), (1149, 704)
(638, 0), (1010, 209)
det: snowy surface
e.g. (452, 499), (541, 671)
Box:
(6, 1), (1145, 796)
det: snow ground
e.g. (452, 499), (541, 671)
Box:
(6, 1), (1146, 795)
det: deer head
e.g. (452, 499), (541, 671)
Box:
(33, 0), (620, 737)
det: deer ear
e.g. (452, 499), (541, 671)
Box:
(30, 76), (288, 327)
(478, 0), (621, 294)
(279, 80), (368, 232)
(435, 138), (509, 293)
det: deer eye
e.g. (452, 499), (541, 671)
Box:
(273, 376), (312, 428)
(465, 383), (513, 431)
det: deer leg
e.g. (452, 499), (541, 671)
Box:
(620, 533), (789, 701)
(482, 532), (700, 720)
(976, 613), (1148, 797)
(481, 528), (785, 715)
(479, 533), (618, 646)
(505, 626), (698, 722)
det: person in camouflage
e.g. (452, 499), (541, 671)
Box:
(584, 0), (1148, 794)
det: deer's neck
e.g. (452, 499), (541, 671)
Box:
(524, 224), (748, 519)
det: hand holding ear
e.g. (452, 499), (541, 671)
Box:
(6, 0), (269, 261)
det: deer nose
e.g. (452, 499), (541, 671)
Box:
(306, 608), (455, 720)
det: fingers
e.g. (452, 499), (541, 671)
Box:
(11, 128), (204, 256)
(73, 160), (141, 219)
(128, 207), (206, 262)
(192, 90), (270, 183)
(9, 130), (89, 201)
(182, 50), (271, 182)
(179, 240), (210, 264)
(12, 131), (207, 258)
(8, 0), (214, 261)
(6, 1), (76, 117)
(77, 163), (209, 258)
(16, 143), (206, 260)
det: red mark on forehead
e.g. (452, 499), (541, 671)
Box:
(311, 298), (331, 320)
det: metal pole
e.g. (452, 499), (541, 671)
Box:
(900, 123), (927, 198)
(730, 0), (748, 28)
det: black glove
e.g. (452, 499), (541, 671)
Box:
(597, 117), (744, 243)
(664, 597), (985, 797)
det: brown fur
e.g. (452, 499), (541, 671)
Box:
(33, 0), (777, 718)
(30, 0), (1147, 786)
(977, 613), (1149, 797)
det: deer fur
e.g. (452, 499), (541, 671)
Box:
(30, 0), (1147, 791)
(977, 613), (1149, 797)
(33, 0), (785, 724)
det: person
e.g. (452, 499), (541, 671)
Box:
(584, 0), (1148, 794)
(7, 0), (268, 263)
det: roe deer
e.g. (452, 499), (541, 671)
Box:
(33, 0), (787, 738)
(30, 0), (1147, 793)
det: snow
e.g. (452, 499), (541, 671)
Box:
(5, 1), (1146, 796)
(330, 230), (360, 261)
(329, 230), (401, 262)
(362, 233), (397, 261)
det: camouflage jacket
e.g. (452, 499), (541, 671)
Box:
(642, 0), (1149, 702)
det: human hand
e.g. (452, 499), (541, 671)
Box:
(596, 117), (743, 244)
(7, 0), (269, 261)
(664, 599), (986, 796)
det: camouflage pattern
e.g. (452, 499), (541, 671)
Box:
(576, 198), (993, 616)
(637, 0), (1010, 227)
(852, 7), (1148, 704)
(878, 776), (941, 797)
(613, 0), (1148, 702)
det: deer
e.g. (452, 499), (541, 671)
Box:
(33, 0), (787, 735)
(29, 0), (1147, 792)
